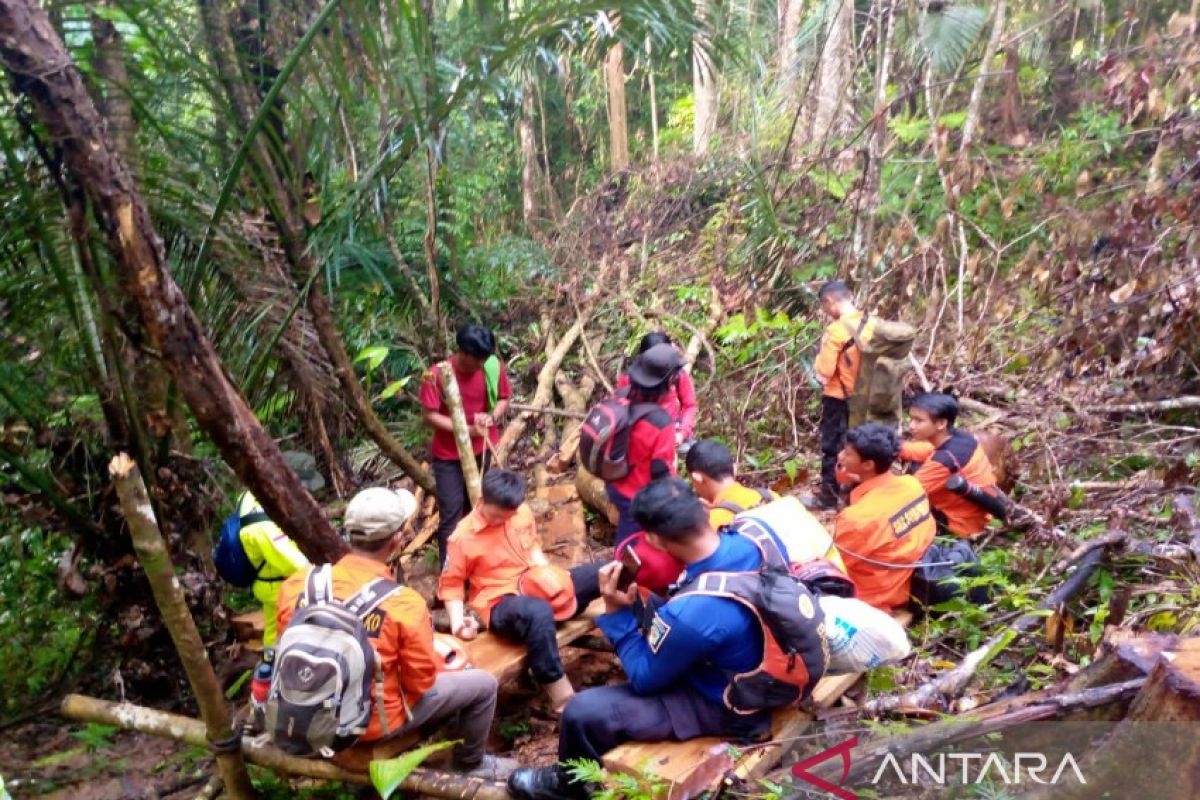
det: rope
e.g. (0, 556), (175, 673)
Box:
(207, 729), (243, 754)
(835, 544), (962, 570)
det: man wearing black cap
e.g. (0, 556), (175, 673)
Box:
(604, 343), (681, 546)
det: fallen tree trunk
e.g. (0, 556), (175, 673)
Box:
(548, 373), (595, 473)
(0, 0), (346, 564)
(108, 455), (255, 800)
(683, 285), (724, 372)
(61, 695), (513, 800)
(863, 547), (1107, 715)
(1085, 395), (1200, 415)
(438, 361), (482, 506)
(576, 464), (619, 526)
(493, 318), (585, 463)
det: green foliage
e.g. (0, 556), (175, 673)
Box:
(0, 528), (96, 721)
(563, 758), (669, 800)
(918, 4), (989, 75)
(370, 740), (459, 800)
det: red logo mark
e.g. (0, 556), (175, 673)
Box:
(790, 736), (858, 800)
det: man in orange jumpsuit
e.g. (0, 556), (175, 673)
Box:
(833, 424), (936, 612)
(812, 281), (877, 509)
(903, 393), (1001, 538)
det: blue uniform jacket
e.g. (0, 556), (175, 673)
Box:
(597, 530), (783, 706)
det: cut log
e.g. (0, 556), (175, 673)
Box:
(531, 482), (590, 565)
(576, 465), (619, 526)
(230, 611), (265, 642)
(59, 695), (511, 799)
(548, 373), (595, 474)
(467, 599), (603, 684)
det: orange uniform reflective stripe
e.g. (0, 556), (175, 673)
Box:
(834, 472), (936, 612)
(276, 554), (439, 741)
(902, 431), (999, 538)
(438, 503), (541, 626)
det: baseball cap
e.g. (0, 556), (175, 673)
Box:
(626, 343), (682, 390)
(343, 487), (418, 542)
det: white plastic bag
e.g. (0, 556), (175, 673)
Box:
(819, 594), (911, 674)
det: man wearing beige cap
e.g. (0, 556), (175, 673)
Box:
(276, 487), (515, 778)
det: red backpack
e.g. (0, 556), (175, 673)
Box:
(672, 527), (829, 714)
(578, 391), (664, 481)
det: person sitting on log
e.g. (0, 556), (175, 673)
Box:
(233, 451), (324, 650)
(603, 343), (680, 547)
(508, 478), (826, 800)
(439, 469), (602, 714)
(419, 323), (512, 568)
(833, 424), (937, 613)
(902, 393), (1005, 538)
(276, 487), (515, 779)
(616, 332), (698, 446)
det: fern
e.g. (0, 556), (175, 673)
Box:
(919, 4), (988, 75)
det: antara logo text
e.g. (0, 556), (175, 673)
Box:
(790, 736), (1088, 799)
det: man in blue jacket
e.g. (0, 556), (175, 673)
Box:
(508, 478), (790, 800)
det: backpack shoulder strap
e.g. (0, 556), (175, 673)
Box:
(714, 500), (745, 515)
(838, 313), (870, 354)
(240, 510), (271, 527)
(343, 578), (404, 619)
(303, 564), (330, 606)
(729, 520), (789, 569)
(755, 488), (774, 505)
(630, 402), (671, 429)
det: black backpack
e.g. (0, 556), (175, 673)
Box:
(909, 539), (990, 610)
(578, 390), (666, 481)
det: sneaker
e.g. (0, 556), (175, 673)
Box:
(452, 754), (520, 781)
(507, 766), (591, 800)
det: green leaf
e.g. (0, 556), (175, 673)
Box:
(370, 740), (459, 800)
(919, 4), (988, 75)
(379, 376), (411, 400)
(784, 459), (799, 483)
(355, 345), (390, 372)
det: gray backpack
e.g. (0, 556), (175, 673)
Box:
(839, 314), (916, 427)
(266, 565), (403, 757)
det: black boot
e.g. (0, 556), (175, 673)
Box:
(507, 765), (590, 800)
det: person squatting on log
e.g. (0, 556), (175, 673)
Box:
(603, 343), (680, 546)
(420, 324), (512, 566)
(230, 452), (324, 648)
(438, 470), (602, 714)
(507, 478), (826, 800)
(834, 424), (937, 613)
(616, 332), (698, 445)
(813, 280), (878, 510)
(903, 393), (1003, 538)
(276, 487), (516, 779)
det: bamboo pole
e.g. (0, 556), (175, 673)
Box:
(60, 695), (512, 800)
(437, 362), (482, 506)
(107, 454), (255, 800)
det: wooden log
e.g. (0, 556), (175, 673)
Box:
(548, 373), (595, 473)
(467, 599), (603, 685)
(493, 318), (585, 463)
(1084, 395), (1200, 414)
(437, 361), (481, 506)
(683, 285), (724, 372)
(60, 695), (513, 800)
(108, 454), (255, 800)
(576, 465), (619, 526)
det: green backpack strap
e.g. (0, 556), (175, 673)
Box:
(482, 354), (500, 411)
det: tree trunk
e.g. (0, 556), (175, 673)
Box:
(645, 37), (660, 163)
(88, 6), (136, 174)
(108, 454), (255, 800)
(195, 0), (435, 495)
(692, 0), (718, 155)
(494, 318), (585, 463)
(778, 0), (804, 92)
(577, 465), (619, 526)
(959, 0), (1007, 156)
(799, 0), (855, 158)
(0, 0), (346, 564)
(61, 695), (513, 800)
(437, 362), (481, 506)
(604, 39), (629, 171)
(852, 0), (896, 267)
(520, 78), (539, 228)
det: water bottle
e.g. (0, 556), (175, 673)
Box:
(250, 648), (274, 706)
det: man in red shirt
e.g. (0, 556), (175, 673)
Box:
(605, 343), (679, 546)
(615, 332), (698, 444)
(419, 324), (511, 566)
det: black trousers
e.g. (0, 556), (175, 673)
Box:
(819, 395), (850, 497)
(488, 563), (603, 684)
(558, 683), (770, 762)
(432, 455), (486, 567)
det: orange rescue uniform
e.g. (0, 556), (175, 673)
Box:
(901, 429), (998, 539)
(834, 472), (936, 612)
(438, 503), (541, 627)
(276, 554), (438, 741)
(813, 310), (877, 400)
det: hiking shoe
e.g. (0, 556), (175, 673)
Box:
(802, 492), (840, 511)
(453, 754), (520, 781)
(507, 766), (591, 800)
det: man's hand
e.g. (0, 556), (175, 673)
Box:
(599, 560), (637, 614)
(454, 618), (480, 641)
(472, 412), (493, 436)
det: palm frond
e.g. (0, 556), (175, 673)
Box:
(919, 4), (988, 75)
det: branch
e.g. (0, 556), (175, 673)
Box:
(862, 547), (1108, 715)
(1085, 396), (1200, 415)
(437, 362), (482, 506)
